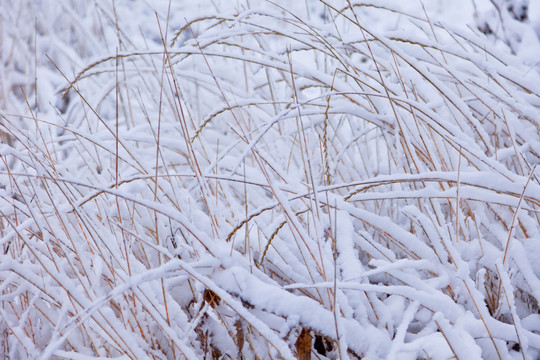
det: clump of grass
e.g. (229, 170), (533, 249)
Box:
(1, 0), (540, 359)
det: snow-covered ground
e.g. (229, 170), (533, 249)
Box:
(1, 0), (540, 359)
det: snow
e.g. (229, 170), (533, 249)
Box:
(1, 0), (540, 358)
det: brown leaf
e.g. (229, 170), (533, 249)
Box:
(203, 289), (221, 308)
(235, 319), (244, 355)
(295, 328), (312, 360)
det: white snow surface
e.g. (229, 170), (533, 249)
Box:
(1, 0), (540, 359)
